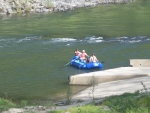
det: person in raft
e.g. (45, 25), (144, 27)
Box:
(74, 49), (81, 56)
(80, 50), (89, 62)
(89, 53), (98, 62)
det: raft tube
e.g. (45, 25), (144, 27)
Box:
(70, 56), (103, 69)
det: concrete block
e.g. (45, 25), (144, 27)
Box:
(130, 59), (150, 67)
(69, 67), (150, 85)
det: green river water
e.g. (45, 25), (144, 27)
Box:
(0, 0), (150, 104)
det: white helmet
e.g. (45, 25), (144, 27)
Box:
(82, 50), (85, 52)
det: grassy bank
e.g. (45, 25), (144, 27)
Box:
(53, 91), (150, 113)
(0, 98), (29, 112)
(0, 98), (16, 112)
(1, 89), (150, 113)
(52, 82), (150, 113)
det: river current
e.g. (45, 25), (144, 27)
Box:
(0, 0), (150, 103)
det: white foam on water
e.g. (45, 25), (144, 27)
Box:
(87, 40), (104, 43)
(92, 35), (150, 44)
(146, 38), (150, 41)
(116, 36), (128, 40)
(0, 36), (42, 44)
(85, 36), (104, 43)
(51, 38), (77, 43)
(0, 35), (149, 48)
(0, 38), (16, 42)
(112, 36), (150, 44)
(0, 36), (43, 48)
(42, 38), (77, 45)
(131, 37), (136, 40)
(66, 44), (70, 46)
(85, 36), (103, 40)
(16, 36), (41, 43)
(0, 39), (7, 42)
(121, 40), (142, 43)
(17, 38), (30, 43)
(129, 40), (141, 43)
(98, 37), (103, 39)
(139, 36), (146, 39)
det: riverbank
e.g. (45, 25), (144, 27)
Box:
(2, 76), (150, 113)
(0, 0), (134, 15)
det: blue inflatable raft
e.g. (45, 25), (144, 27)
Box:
(70, 56), (103, 69)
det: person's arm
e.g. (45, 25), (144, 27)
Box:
(95, 56), (98, 62)
(86, 53), (89, 57)
(89, 57), (92, 62)
(78, 52), (81, 56)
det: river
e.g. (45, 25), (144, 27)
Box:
(0, 0), (150, 104)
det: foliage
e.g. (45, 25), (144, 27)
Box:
(102, 92), (139, 113)
(88, 75), (98, 101)
(63, 104), (110, 113)
(0, 98), (16, 112)
(21, 100), (28, 107)
(43, 101), (55, 108)
(42, 0), (53, 8)
(53, 90), (150, 113)
(49, 110), (63, 113)
(65, 87), (73, 105)
(102, 85), (150, 113)
(1, 82), (150, 113)
(19, 0), (29, 5)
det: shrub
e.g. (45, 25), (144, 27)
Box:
(0, 98), (16, 112)
(21, 100), (28, 107)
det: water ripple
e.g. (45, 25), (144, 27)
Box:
(0, 35), (150, 48)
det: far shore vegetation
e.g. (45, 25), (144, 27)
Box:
(1, 82), (150, 113)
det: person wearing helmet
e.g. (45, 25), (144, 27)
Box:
(89, 53), (98, 62)
(80, 50), (89, 62)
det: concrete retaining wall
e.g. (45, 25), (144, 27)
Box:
(69, 67), (150, 85)
(130, 59), (150, 67)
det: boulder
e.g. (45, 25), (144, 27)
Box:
(0, 0), (133, 14)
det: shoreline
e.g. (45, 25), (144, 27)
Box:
(0, 0), (134, 15)
(2, 75), (150, 113)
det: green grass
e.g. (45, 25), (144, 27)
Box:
(49, 104), (111, 113)
(101, 91), (150, 113)
(1, 89), (150, 113)
(0, 98), (16, 112)
(52, 90), (150, 113)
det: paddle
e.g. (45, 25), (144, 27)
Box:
(100, 61), (105, 64)
(59, 57), (79, 69)
(59, 62), (71, 69)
